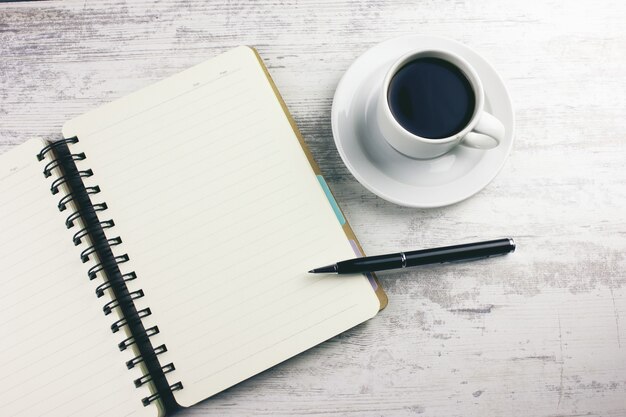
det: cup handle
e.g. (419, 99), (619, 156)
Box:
(461, 111), (505, 150)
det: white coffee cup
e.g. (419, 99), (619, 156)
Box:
(376, 49), (505, 159)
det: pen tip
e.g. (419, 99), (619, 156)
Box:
(308, 264), (338, 274)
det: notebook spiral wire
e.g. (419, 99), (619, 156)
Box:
(37, 137), (183, 407)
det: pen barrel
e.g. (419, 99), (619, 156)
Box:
(336, 254), (404, 274)
(331, 238), (514, 274)
(404, 238), (515, 267)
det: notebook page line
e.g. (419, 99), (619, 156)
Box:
(0, 148), (66, 206)
(95, 405), (136, 417)
(151, 232), (326, 322)
(140, 229), (323, 319)
(2, 336), (115, 402)
(109, 150), (291, 250)
(0, 235), (97, 295)
(84, 80), (250, 159)
(128, 180), (298, 264)
(13, 371), (122, 417)
(0, 215), (68, 255)
(0, 241), (76, 293)
(83, 76), (247, 149)
(171, 258), (334, 345)
(0, 235), (77, 278)
(2, 327), (102, 379)
(0, 281), (103, 332)
(91, 131), (272, 220)
(74, 390), (140, 417)
(133, 209), (315, 299)
(0, 233), (86, 283)
(0, 211), (90, 296)
(192, 303), (358, 384)
(124, 166), (291, 254)
(0, 188), (54, 224)
(123, 160), (290, 246)
(122, 192), (306, 307)
(0, 158), (35, 182)
(91, 91), (259, 175)
(133, 208), (314, 311)
(98, 121), (268, 199)
(0, 283), (100, 331)
(0, 258), (82, 305)
(0, 196), (89, 277)
(79, 68), (242, 139)
(0, 180), (42, 208)
(87, 404), (133, 417)
(82, 136), (300, 254)
(94, 128), (274, 219)
(40, 373), (125, 417)
(183, 280), (349, 359)
(73, 396), (135, 417)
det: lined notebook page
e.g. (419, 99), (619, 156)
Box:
(63, 46), (380, 407)
(0, 139), (158, 417)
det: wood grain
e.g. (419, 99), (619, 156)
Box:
(1, 1), (625, 416)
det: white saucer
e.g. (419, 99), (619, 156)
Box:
(331, 35), (515, 208)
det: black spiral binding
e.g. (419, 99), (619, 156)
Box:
(58, 186), (100, 211)
(50, 169), (93, 194)
(37, 137), (182, 410)
(36, 136), (79, 161)
(66, 202), (107, 228)
(81, 236), (122, 263)
(95, 270), (135, 297)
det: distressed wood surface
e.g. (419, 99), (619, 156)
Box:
(1, 1), (625, 416)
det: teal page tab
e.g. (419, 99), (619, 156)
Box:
(316, 175), (346, 225)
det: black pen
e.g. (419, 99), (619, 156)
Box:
(309, 238), (516, 274)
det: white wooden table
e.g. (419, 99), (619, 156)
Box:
(1, 1), (625, 416)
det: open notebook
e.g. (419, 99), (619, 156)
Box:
(0, 46), (387, 417)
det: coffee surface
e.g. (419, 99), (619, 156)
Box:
(387, 57), (475, 139)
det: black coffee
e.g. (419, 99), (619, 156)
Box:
(387, 57), (475, 139)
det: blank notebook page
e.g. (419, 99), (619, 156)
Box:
(62, 46), (380, 407)
(0, 140), (158, 417)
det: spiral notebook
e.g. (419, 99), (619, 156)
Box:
(0, 46), (387, 417)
